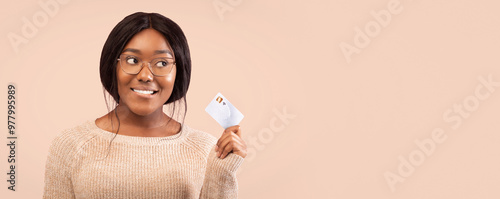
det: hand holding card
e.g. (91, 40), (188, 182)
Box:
(205, 92), (244, 129)
(205, 92), (247, 159)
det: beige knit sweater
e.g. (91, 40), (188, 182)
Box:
(43, 120), (244, 198)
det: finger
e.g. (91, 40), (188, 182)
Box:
(223, 132), (246, 147)
(216, 131), (244, 155)
(217, 134), (233, 157)
(223, 139), (244, 159)
(224, 125), (240, 135)
(233, 126), (242, 137)
(230, 142), (246, 158)
(218, 133), (239, 152)
(223, 126), (242, 142)
(220, 141), (235, 159)
(217, 125), (240, 147)
(216, 130), (234, 149)
(219, 135), (244, 159)
(216, 127), (234, 147)
(228, 135), (247, 158)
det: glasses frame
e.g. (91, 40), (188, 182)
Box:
(117, 54), (176, 77)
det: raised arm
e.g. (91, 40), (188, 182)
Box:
(200, 125), (247, 198)
(199, 145), (244, 198)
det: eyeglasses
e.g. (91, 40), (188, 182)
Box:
(117, 54), (175, 76)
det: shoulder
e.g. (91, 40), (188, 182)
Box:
(182, 125), (218, 156)
(48, 120), (99, 160)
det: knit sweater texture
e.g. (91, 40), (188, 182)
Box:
(43, 120), (244, 198)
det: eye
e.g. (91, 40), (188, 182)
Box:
(126, 57), (139, 65)
(154, 60), (169, 67)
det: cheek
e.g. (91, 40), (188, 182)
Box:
(116, 68), (131, 96)
(166, 66), (177, 83)
(160, 74), (176, 91)
(164, 73), (175, 83)
(165, 66), (177, 86)
(158, 70), (176, 96)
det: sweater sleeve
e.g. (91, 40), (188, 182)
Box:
(43, 130), (77, 199)
(199, 145), (244, 199)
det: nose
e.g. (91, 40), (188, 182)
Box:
(136, 62), (154, 82)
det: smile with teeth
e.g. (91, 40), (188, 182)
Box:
(131, 88), (158, 95)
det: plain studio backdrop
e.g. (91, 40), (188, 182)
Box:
(1, 0), (500, 198)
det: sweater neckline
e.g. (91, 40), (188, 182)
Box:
(87, 119), (188, 145)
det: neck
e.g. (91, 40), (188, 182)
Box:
(96, 104), (181, 137)
(114, 104), (169, 129)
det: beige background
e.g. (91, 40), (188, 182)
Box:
(2, 0), (500, 198)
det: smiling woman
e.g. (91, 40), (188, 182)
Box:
(43, 12), (247, 199)
(111, 28), (179, 129)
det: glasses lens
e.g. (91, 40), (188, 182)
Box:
(151, 58), (174, 76)
(120, 55), (142, 74)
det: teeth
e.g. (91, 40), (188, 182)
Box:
(133, 89), (154, 94)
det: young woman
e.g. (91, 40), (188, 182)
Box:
(43, 12), (247, 198)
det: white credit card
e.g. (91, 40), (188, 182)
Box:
(205, 92), (244, 129)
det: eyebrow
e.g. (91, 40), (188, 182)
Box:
(122, 48), (173, 56)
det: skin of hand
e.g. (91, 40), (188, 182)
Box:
(215, 125), (248, 159)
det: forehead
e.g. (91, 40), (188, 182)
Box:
(122, 28), (172, 56)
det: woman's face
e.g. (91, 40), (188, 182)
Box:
(116, 28), (176, 116)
